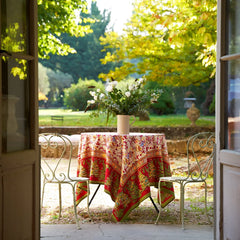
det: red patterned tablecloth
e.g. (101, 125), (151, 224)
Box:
(76, 132), (175, 222)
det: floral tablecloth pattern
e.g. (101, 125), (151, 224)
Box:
(76, 132), (175, 222)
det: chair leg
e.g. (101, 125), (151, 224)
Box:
(155, 179), (162, 224)
(41, 181), (46, 210)
(86, 180), (90, 217)
(204, 181), (211, 223)
(180, 183), (185, 229)
(58, 183), (62, 219)
(72, 183), (80, 229)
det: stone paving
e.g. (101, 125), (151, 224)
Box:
(41, 223), (214, 240)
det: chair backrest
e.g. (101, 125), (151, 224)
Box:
(186, 132), (215, 181)
(39, 133), (74, 182)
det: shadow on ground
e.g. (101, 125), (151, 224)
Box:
(41, 153), (214, 226)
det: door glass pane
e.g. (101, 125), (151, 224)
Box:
(227, 59), (240, 151)
(1, 0), (29, 53)
(2, 58), (30, 152)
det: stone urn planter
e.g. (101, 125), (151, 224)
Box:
(186, 103), (200, 127)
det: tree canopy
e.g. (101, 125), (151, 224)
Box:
(38, 0), (94, 59)
(39, 1), (119, 82)
(99, 0), (217, 86)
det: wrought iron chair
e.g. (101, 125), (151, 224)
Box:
(155, 132), (215, 229)
(39, 133), (90, 229)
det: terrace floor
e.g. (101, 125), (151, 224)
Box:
(40, 152), (214, 239)
(41, 223), (213, 240)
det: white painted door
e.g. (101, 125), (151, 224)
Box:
(216, 0), (240, 239)
(0, 0), (39, 239)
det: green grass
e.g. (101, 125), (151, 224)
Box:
(39, 108), (215, 127)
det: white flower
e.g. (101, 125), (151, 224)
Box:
(111, 81), (118, 87)
(136, 78), (144, 86)
(89, 91), (96, 97)
(125, 91), (131, 97)
(150, 92), (160, 102)
(99, 93), (105, 99)
(106, 85), (113, 92)
(133, 84), (138, 90)
(87, 100), (95, 104)
(105, 81), (118, 92)
(128, 84), (134, 91)
(86, 77), (162, 117)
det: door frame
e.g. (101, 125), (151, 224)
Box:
(0, 0), (40, 238)
(216, 0), (240, 238)
(216, 0), (225, 238)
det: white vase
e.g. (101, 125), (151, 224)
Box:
(117, 115), (135, 134)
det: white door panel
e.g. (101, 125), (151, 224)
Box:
(223, 165), (240, 240)
(216, 0), (240, 238)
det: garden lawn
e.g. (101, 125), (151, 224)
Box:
(39, 109), (215, 127)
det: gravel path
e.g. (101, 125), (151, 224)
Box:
(41, 154), (214, 225)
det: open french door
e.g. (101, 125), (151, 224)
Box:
(0, 0), (40, 239)
(216, 0), (240, 239)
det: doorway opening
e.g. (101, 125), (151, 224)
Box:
(38, 0), (215, 238)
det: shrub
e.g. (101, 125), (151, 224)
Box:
(150, 94), (175, 115)
(209, 94), (215, 114)
(144, 81), (175, 115)
(63, 79), (104, 111)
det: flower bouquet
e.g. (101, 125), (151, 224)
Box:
(85, 77), (162, 123)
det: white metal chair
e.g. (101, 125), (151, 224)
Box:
(39, 133), (90, 229)
(155, 132), (215, 229)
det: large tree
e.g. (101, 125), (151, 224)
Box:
(46, 68), (74, 107)
(99, 0), (217, 86)
(39, 1), (118, 82)
(38, 63), (50, 96)
(38, 0), (94, 59)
